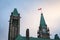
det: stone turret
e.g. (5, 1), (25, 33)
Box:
(26, 29), (29, 40)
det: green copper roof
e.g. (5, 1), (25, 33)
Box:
(40, 13), (46, 28)
(54, 34), (60, 39)
(15, 34), (60, 40)
(12, 8), (19, 16)
(15, 35), (26, 40)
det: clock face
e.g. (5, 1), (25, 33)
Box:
(42, 29), (46, 33)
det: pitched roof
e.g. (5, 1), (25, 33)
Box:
(15, 34), (60, 40)
(40, 13), (47, 28)
(15, 35), (26, 40)
(12, 8), (19, 16)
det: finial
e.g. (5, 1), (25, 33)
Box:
(41, 13), (43, 15)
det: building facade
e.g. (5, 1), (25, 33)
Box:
(8, 8), (60, 40)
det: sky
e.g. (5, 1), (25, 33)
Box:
(0, 0), (60, 40)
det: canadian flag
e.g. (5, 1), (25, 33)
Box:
(38, 8), (42, 10)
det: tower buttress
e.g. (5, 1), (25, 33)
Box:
(8, 8), (20, 40)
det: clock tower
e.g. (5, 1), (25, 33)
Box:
(37, 13), (50, 38)
(8, 8), (20, 40)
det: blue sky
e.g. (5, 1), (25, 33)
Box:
(0, 0), (60, 40)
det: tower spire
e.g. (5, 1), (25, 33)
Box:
(12, 8), (19, 16)
(40, 13), (47, 28)
(37, 13), (50, 38)
(8, 8), (20, 40)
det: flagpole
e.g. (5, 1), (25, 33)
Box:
(38, 8), (42, 14)
(41, 8), (42, 13)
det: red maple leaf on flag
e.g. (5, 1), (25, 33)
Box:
(38, 8), (42, 10)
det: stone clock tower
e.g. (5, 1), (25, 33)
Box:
(8, 8), (20, 40)
(37, 13), (50, 38)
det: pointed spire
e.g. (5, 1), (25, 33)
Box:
(40, 13), (47, 28)
(12, 8), (19, 16)
(54, 34), (60, 39)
